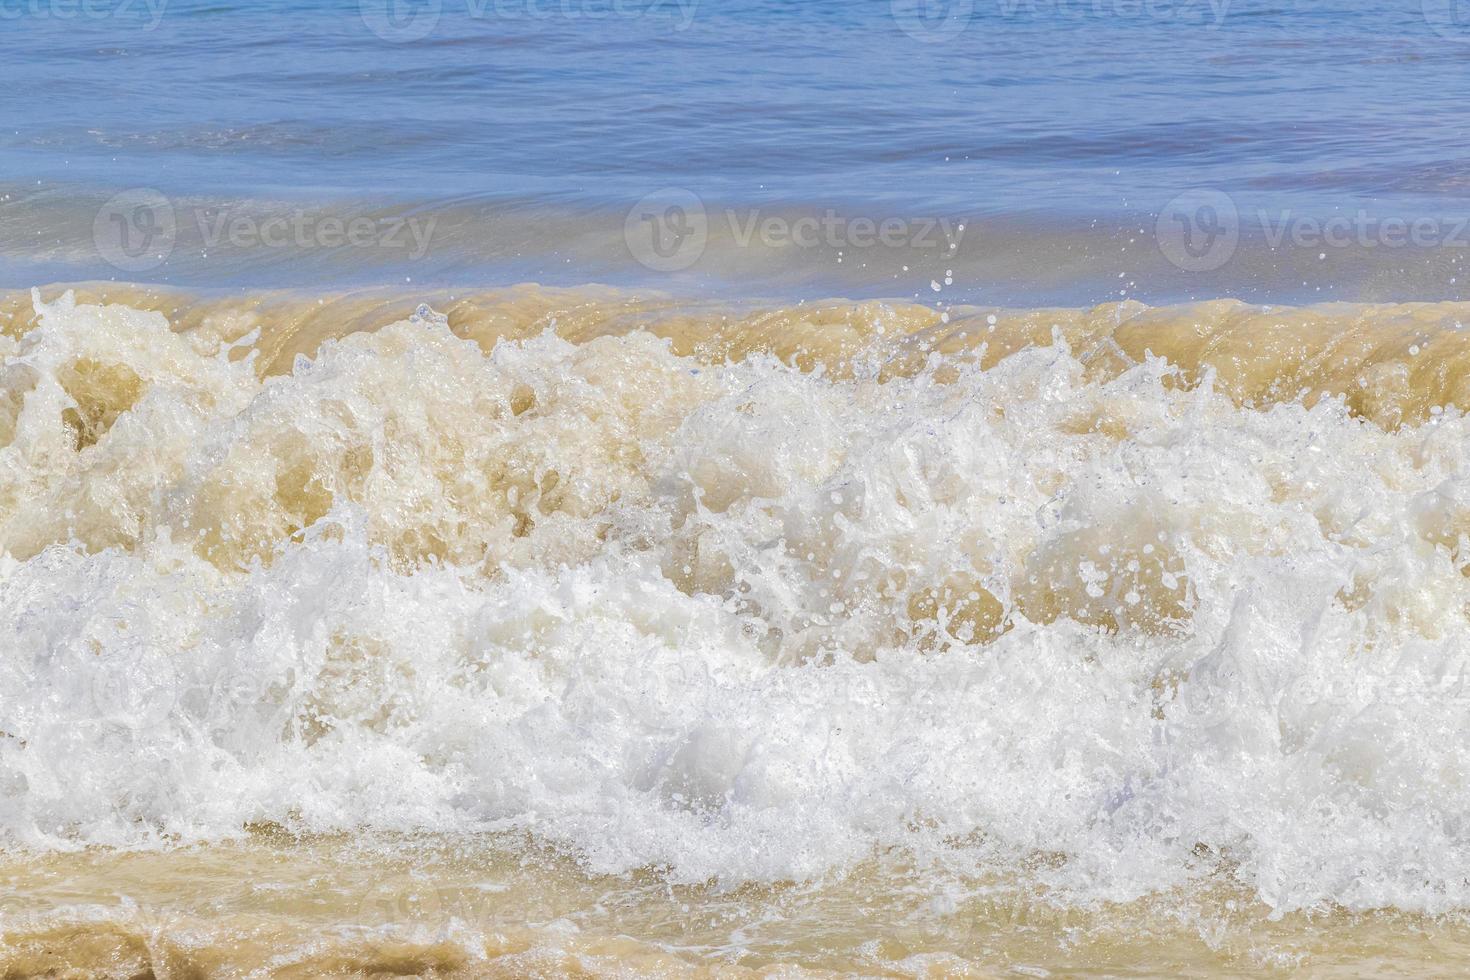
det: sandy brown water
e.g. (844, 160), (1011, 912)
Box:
(6, 832), (1470, 977)
(7, 284), (1470, 976)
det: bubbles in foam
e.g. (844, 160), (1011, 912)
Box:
(6, 287), (1470, 916)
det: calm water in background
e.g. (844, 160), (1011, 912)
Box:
(4, 0), (1470, 301)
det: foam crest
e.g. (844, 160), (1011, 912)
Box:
(5, 287), (1470, 920)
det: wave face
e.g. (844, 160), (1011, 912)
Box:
(8, 284), (1470, 967)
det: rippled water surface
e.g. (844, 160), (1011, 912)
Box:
(5, 0), (1470, 299)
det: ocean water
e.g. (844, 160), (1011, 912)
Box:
(6, 0), (1470, 302)
(8, 2), (1470, 977)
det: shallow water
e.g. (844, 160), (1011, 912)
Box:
(6, 287), (1470, 971)
(7, 0), (1470, 301)
(7, 833), (1470, 976)
(10, 0), (1470, 972)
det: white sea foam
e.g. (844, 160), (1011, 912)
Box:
(4, 289), (1470, 916)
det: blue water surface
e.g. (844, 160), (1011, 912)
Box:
(4, 0), (1470, 299)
